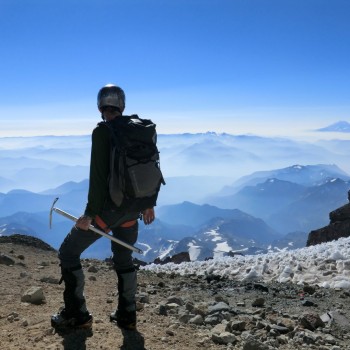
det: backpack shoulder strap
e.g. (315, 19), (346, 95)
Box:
(98, 118), (126, 151)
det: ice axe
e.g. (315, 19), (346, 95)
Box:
(49, 197), (143, 254)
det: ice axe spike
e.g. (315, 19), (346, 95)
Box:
(49, 197), (143, 254)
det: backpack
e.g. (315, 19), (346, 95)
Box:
(101, 115), (165, 213)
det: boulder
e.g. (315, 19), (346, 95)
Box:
(21, 287), (45, 305)
(0, 254), (15, 266)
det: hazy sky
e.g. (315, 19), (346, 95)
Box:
(0, 0), (350, 138)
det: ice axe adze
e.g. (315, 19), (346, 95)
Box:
(49, 197), (143, 254)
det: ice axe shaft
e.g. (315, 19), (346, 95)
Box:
(50, 199), (143, 254)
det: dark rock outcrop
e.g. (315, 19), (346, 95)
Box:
(0, 234), (56, 251)
(153, 252), (191, 265)
(307, 221), (350, 246)
(329, 202), (350, 223)
(307, 190), (350, 246)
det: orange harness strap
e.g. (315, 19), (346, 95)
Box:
(95, 215), (110, 233)
(95, 215), (137, 230)
(120, 220), (137, 228)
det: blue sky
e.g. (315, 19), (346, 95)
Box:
(0, 0), (349, 138)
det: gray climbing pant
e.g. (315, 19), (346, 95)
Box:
(58, 218), (139, 314)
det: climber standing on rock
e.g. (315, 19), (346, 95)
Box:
(51, 84), (164, 331)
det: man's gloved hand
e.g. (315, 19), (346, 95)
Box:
(75, 215), (93, 231)
(142, 208), (155, 225)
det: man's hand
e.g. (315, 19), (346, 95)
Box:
(75, 215), (93, 231)
(142, 208), (155, 225)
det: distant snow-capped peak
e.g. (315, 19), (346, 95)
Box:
(317, 121), (350, 133)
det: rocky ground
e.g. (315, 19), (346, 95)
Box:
(1, 237), (350, 350)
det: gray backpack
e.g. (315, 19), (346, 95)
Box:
(101, 115), (165, 212)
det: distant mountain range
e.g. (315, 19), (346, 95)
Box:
(1, 163), (348, 262)
(317, 121), (350, 133)
(208, 165), (350, 234)
(214, 164), (350, 194)
(1, 131), (350, 262)
(269, 177), (350, 233)
(2, 131), (350, 194)
(156, 213), (281, 261)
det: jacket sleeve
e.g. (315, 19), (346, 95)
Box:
(84, 125), (110, 218)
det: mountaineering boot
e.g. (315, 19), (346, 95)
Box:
(110, 309), (136, 330)
(51, 309), (93, 329)
(110, 268), (137, 330)
(51, 265), (93, 329)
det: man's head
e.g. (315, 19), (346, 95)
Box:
(97, 84), (125, 120)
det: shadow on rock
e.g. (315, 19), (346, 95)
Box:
(55, 327), (93, 350)
(120, 329), (147, 350)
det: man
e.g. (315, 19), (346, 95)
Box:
(51, 84), (155, 331)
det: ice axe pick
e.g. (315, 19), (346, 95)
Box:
(49, 197), (143, 254)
